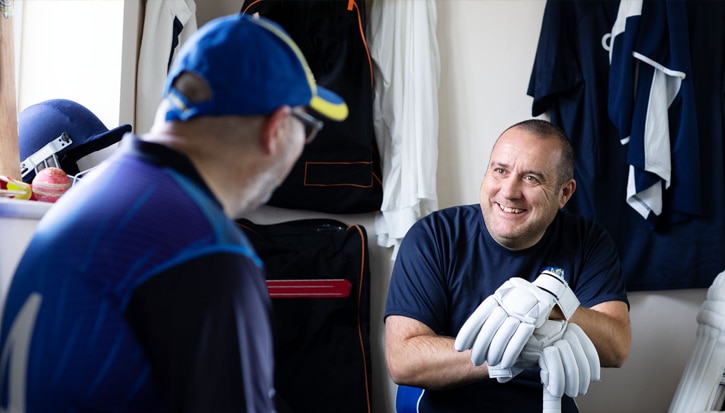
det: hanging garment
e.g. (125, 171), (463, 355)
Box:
(606, 0), (700, 225)
(528, 0), (725, 291)
(236, 218), (372, 413)
(368, 0), (439, 257)
(242, 0), (382, 214)
(135, 0), (197, 135)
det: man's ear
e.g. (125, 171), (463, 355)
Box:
(559, 178), (576, 208)
(260, 106), (291, 155)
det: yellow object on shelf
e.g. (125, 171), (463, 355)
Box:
(0, 175), (32, 200)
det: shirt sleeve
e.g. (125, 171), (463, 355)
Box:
(384, 217), (451, 334)
(574, 220), (630, 309)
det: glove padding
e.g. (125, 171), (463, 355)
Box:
(531, 320), (600, 398)
(490, 320), (600, 398)
(454, 276), (557, 367)
(488, 318), (578, 380)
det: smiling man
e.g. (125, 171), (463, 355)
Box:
(384, 119), (631, 413)
(480, 123), (576, 251)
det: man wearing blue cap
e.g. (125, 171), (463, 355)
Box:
(0, 13), (347, 412)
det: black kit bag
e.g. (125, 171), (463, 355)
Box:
(241, 0), (383, 214)
(236, 218), (372, 413)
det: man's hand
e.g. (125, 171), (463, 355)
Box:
(490, 320), (601, 398)
(455, 276), (557, 367)
(455, 271), (580, 369)
(536, 321), (600, 398)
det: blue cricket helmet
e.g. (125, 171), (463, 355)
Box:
(18, 99), (132, 182)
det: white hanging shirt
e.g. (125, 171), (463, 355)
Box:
(135, 0), (197, 135)
(368, 0), (440, 258)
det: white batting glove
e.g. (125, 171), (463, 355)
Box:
(488, 318), (569, 381)
(455, 271), (579, 368)
(532, 320), (601, 398)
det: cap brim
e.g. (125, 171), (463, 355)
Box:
(309, 87), (348, 122)
(65, 123), (132, 163)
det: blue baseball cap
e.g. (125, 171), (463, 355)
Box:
(163, 13), (348, 122)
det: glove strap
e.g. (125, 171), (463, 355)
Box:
(534, 271), (579, 320)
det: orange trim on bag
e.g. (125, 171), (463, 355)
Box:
(241, 0), (262, 14)
(349, 223), (372, 413)
(244, 0), (373, 88)
(348, 0), (374, 86)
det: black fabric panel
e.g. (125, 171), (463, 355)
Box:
(125, 253), (257, 413)
(237, 218), (373, 413)
(241, 0), (382, 214)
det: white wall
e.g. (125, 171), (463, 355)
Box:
(436, 1), (548, 208)
(14, 0), (141, 169)
(14, 1), (710, 412)
(16, 0), (127, 126)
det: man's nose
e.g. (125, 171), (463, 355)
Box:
(499, 178), (522, 199)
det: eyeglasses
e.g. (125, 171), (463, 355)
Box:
(291, 108), (324, 144)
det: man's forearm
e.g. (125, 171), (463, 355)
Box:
(567, 302), (631, 367)
(387, 334), (490, 390)
(385, 315), (490, 390)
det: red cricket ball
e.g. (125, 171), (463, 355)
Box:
(31, 167), (72, 203)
